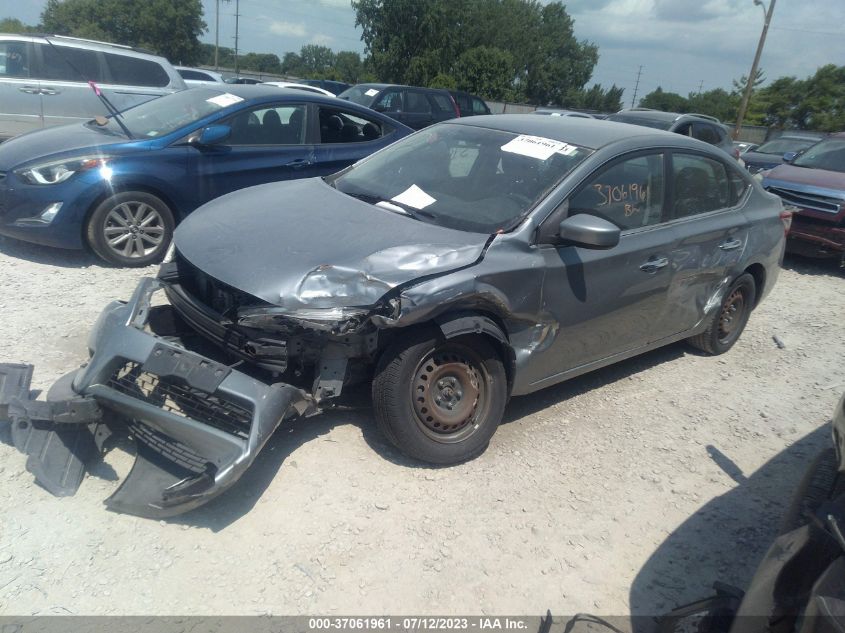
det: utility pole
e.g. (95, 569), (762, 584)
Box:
(697, 80), (704, 95)
(214, 0), (220, 69)
(734, 0), (776, 139)
(631, 65), (643, 108)
(233, 0), (241, 75)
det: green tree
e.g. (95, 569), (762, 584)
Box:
(686, 88), (739, 122)
(239, 52), (282, 74)
(453, 46), (515, 101)
(0, 17), (40, 33)
(639, 87), (688, 112)
(566, 84), (624, 112)
(747, 65), (845, 132)
(352, 0), (597, 105)
(334, 51), (368, 83)
(40, 0), (206, 65)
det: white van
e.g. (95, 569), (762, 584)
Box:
(0, 34), (186, 140)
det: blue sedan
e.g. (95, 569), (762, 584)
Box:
(0, 85), (412, 266)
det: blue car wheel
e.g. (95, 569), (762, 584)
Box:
(85, 192), (175, 267)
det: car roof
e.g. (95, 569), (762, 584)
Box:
(352, 83), (448, 93)
(449, 114), (683, 150)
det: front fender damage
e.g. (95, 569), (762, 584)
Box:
(0, 278), (316, 519)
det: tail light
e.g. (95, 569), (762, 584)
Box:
(449, 95), (461, 118)
(779, 209), (793, 236)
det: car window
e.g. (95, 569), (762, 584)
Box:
(179, 69), (213, 81)
(792, 138), (845, 173)
(37, 44), (105, 82)
(606, 113), (674, 130)
(225, 104), (307, 145)
(472, 98), (489, 115)
(755, 137), (818, 155)
(672, 153), (734, 218)
(452, 93), (470, 115)
(403, 90), (432, 114)
(318, 107), (388, 143)
(104, 53), (169, 87)
(329, 123), (593, 234)
(691, 122), (720, 146)
(0, 41), (31, 78)
(431, 93), (455, 114)
(375, 90), (402, 112)
(569, 154), (665, 231)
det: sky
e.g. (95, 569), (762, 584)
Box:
(3, 0), (845, 103)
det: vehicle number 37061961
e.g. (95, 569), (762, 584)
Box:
(593, 182), (648, 216)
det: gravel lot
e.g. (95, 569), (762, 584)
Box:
(0, 236), (843, 627)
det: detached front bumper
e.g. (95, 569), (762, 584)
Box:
(1, 277), (313, 518)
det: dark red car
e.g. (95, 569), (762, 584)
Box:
(762, 131), (845, 262)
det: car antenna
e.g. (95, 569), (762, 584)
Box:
(44, 37), (134, 139)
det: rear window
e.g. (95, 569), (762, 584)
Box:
(104, 53), (169, 87)
(179, 69), (214, 81)
(339, 85), (380, 106)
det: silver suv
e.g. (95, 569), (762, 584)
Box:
(0, 34), (185, 140)
(607, 108), (738, 159)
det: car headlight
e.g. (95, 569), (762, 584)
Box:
(15, 156), (111, 185)
(238, 306), (370, 331)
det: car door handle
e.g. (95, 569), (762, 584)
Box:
(40, 87), (61, 95)
(284, 158), (312, 169)
(18, 86), (40, 94)
(719, 238), (743, 250)
(639, 257), (669, 272)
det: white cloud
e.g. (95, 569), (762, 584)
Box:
(310, 33), (335, 46)
(269, 20), (307, 37)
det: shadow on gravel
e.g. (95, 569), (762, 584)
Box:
(0, 236), (101, 268)
(504, 342), (687, 424)
(628, 423), (830, 633)
(782, 253), (844, 277)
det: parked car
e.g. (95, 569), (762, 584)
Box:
(175, 66), (225, 87)
(300, 78), (350, 95)
(533, 109), (595, 119)
(659, 392), (845, 633)
(339, 83), (460, 129)
(733, 140), (759, 154)
(741, 132), (826, 174)
(607, 108), (738, 159)
(0, 85), (412, 266)
(262, 81), (335, 97)
(0, 33), (186, 141)
(762, 132), (845, 262)
(224, 76), (262, 84)
(449, 90), (491, 117)
(0, 115), (787, 518)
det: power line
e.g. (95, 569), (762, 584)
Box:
(630, 65), (643, 108)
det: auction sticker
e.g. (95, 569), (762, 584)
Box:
(501, 134), (574, 160)
(365, 88), (380, 97)
(206, 93), (245, 107)
(391, 184), (437, 209)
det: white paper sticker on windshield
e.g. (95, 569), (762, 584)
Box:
(501, 134), (570, 160)
(206, 93), (244, 108)
(364, 88), (380, 97)
(391, 184), (436, 209)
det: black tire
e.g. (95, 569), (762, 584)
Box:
(780, 448), (841, 534)
(86, 191), (174, 267)
(372, 330), (508, 465)
(688, 273), (756, 355)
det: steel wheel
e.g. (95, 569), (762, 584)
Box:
(411, 344), (490, 444)
(717, 287), (747, 345)
(103, 201), (166, 259)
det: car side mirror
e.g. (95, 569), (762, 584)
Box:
(783, 151), (799, 163)
(558, 214), (620, 249)
(190, 124), (231, 147)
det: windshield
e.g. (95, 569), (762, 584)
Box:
(755, 137), (819, 155)
(792, 138), (845, 173)
(338, 85), (379, 105)
(328, 123), (593, 233)
(605, 113), (674, 130)
(94, 88), (243, 138)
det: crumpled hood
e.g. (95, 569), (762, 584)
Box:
(0, 123), (136, 171)
(764, 164), (845, 200)
(174, 178), (491, 309)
